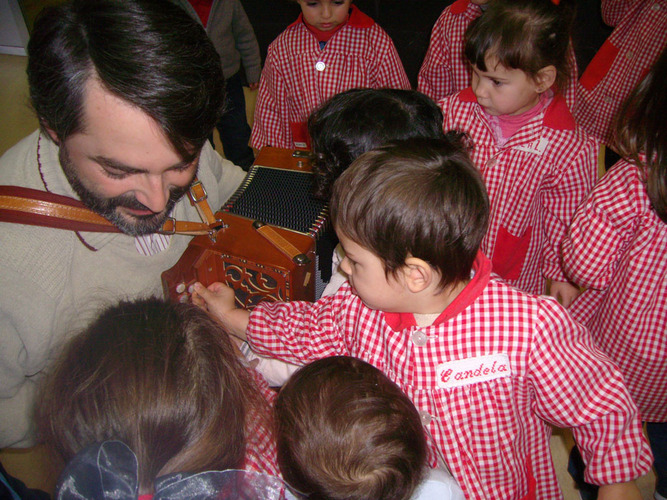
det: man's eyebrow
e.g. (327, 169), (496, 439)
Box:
(91, 155), (191, 173)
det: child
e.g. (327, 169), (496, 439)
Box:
(195, 137), (652, 500)
(439, 0), (597, 305)
(37, 297), (280, 496)
(174, 0), (262, 169)
(241, 88), (446, 388)
(563, 48), (667, 500)
(275, 356), (464, 500)
(250, 0), (410, 150)
(574, 0), (666, 162)
(418, 0), (577, 108)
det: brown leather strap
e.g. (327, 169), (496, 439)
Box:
(253, 220), (310, 265)
(0, 183), (222, 235)
(0, 186), (121, 232)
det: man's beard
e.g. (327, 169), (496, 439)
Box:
(59, 146), (194, 236)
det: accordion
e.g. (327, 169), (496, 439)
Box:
(162, 147), (332, 309)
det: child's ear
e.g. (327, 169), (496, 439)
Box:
(403, 257), (434, 293)
(535, 65), (556, 93)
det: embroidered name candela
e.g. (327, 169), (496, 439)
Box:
(436, 354), (512, 389)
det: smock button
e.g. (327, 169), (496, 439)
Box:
(315, 61), (326, 71)
(419, 411), (432, 426)
(652, 3), (661, 10)
(412, 330), (428, 346)
(625, 51), (634, 60)
(486, 158), (497, 168)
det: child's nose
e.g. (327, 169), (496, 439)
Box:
(321, 4), (332, 18)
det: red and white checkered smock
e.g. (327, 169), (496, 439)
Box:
(440, 88), (598, 295)
(563, 159), (667, 423)
(417, 0), (578, 108)
(250, 5), (410, 150)
(245, 253), (652, 500)
(417, 0), (481, 101)
(574, 0), (667, 147)
(243, 367), (280, 476)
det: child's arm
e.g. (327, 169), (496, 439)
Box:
(192, 282), (249, 340)
(598, 481), (642, 500)
(527, 300), (653, 487)
(548, 280), (580, 308)
(541, 136), (598, 291)
(562, 161), (643, 291)
(417, 14), (456, 101)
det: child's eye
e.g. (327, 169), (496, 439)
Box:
(492, 79), (502, 86)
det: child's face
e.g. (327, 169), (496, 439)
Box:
(297, 0), (352, 32)
(471, 56), (542, 116)
(337, 233), (408, 312)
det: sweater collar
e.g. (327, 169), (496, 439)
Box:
(458, 87), (576, 131)
(383, 252), (492, 331)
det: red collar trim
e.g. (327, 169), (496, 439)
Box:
(450, 0), (471, 15)
(289, 5), (374, 30)
(383, 252), (492, 331)
(457, 87), (576, 131)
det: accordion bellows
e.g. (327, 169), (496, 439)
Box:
(162, 148), (331, 309)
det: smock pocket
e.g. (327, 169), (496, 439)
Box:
(579, 39), (619, 91)
(492, 226), (532, 281)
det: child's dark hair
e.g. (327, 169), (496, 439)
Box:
(37, 297), (269, 493)
(465, 0), (574, 92)
(308, 88), (445, 200)
(275, 356), (428, 500)
(614, 47), (667, 222)
(330, 136), (489, 289)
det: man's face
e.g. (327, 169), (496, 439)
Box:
(54, 79), (198, 236)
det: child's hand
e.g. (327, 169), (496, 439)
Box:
(548, 280), (581, 308)
(192, 282), (249, 340)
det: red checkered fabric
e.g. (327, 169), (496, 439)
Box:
(564, 159), (667, 422)
(418, 0), (578, 109)
(250, 5), (410, 150)
(242, 367), (280, 476)
(246, 254), (652, 499)
(574, 0), (667, 146)
(440, 89), (598, 295)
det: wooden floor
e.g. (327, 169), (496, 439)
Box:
(0, 52), (656, 498)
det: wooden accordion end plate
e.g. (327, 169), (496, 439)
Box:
(162, 147), (330, 309)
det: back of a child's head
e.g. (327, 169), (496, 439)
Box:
(308, 88), (446, 199)
(330, 136), (489, 289)
(614, 47), (667, 222)
(465, 0), (574, 91)
(275, 356), (428, 500)
(37, 297), (264, 493)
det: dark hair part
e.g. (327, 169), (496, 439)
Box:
(37, 297), (268, 493)
(27, 0), (225, 161)
(614, 47), (667, 222)
(330, 136), (489, 289)
(275, 356), (428, 500)
(308, 88), (445, 200)
(465, 0), (574, 92)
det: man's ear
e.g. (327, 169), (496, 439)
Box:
(42, 123), (60, 145)
(535, 65), (556, 93)
(403, 257), (434, 293)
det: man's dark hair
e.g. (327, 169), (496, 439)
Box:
(27, 0), (225, 161)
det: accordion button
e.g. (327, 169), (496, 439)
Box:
(178, 294), (189, 303)
(315, 61), (326, 71)
(176, 283), (186, 294)
(419, 411), (432, 426)
(412, 330), (428, 346)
